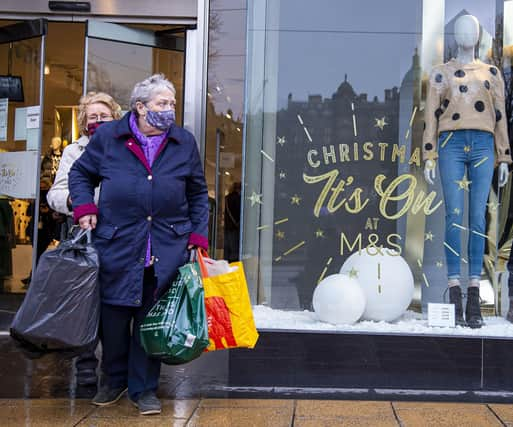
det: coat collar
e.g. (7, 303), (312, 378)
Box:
(114, 112), (183, 144)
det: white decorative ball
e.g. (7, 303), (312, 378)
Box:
(312, 274), (366, 325)
(340, 250), (414, 322)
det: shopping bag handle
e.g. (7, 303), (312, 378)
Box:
(71, 228), (92, 245)
(190, 248), (209, 277)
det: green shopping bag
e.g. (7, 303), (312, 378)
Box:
(140, 262), (209, 365)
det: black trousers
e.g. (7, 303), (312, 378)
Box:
(100, 267), (161, 400)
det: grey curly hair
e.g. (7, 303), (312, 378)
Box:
(129, 74), (176, 114)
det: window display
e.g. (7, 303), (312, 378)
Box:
(243, 0), (513, 337)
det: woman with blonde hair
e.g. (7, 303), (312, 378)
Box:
(47, 92), (122, 214)
(47, 91), (121, 389)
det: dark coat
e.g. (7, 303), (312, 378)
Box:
(69, 113), (209, 307)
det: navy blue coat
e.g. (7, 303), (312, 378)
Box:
(69, 113), (209, 307)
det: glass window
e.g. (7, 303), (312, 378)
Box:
(205, 0), (247, 259)
(244, 0), (513, 337)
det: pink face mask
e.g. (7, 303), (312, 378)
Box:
(87, 121), (106, 136)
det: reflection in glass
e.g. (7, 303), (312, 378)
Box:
(86, 38), (184, 124)
(0, 36), (42, 294)
(498, 0), (513, 320)
(243, 0), (513, 337)
(205, 3), (246, 258)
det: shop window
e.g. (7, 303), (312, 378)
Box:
(244, 0), (513, 337)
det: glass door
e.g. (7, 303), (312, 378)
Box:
(0, 19), (46, 315)
(84, 20), (186, 122)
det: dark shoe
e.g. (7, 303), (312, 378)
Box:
(449, 286), (465, 326)
(130, 391), (162, 415)
(466, 287), (483, 329)
(77, 368), (98, 386)
(92, 385), (127, 407)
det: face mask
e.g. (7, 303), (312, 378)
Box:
(87, 121), (106, 136)
(145, 109), (175, 131)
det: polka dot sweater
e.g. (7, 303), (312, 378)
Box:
(423, 59), (512, 164)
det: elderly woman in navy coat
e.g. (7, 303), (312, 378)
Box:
(69, 74), (208, 415)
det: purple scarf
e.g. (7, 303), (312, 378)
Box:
(129, 113), (168, 268)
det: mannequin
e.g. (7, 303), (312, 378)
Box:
(423, 15), (512, 328)
(42, 136), (63, 183)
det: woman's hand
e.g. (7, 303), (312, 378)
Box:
(79, 214), (97, 230)
(188, 244), (195, 250)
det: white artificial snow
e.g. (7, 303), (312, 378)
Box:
(253, 305), (513, 338)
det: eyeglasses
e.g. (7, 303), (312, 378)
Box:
(87, 114), (113, 122)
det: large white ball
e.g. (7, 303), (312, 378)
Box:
(312, 274), (366, 325)
(340, 250), (414, 322)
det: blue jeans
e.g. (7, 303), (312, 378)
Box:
(438, 130), (494, 280)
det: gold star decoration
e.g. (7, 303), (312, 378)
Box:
(374, 117), (388, 130)
(275, 230), (285, 240)
(315, 229), (325, 238)
(487, 201), (499, 212)
(463, 145), (471, 153)
(455, 175), (471, 191)
(277, 136), (286, 146)
(436, 261), (444, 268)
(425, 231), (434, 241)
(453, 208), (461, 215)
(248, 191), (263, 206)
(348, 267), (359, 278)
(279, 171), (286, 179)
(290, 194), (301, 205)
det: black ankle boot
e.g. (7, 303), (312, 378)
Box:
(449, 286), (465, 326)
(465, 287), (483, 329)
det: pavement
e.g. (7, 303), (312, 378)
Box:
(3, 398), (513, 426)
(2, 317), (513, 426)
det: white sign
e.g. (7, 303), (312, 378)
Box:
(0, 98), (7, 141)
(26, 105), (40, 129)
(428, 303), (456, 328)
(14, 107), (27, 140)
(0, 150), (39, 198)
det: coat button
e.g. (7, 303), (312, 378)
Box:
(147, 175), (153, 180)
(135, 299), (141, 304)
(139, 257), (145, 263)
(147, 216), (152, 221)
(155, 257), (159, 262)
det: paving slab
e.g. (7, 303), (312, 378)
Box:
(0, 398), (93, 426)
(187, 405), (294, 427)
(78, 398), (199, 426)
(199, 398), (294, 408)
(488, 404), (513, 426)
(393, 402), (502, 427)
(294, 400), (398, 427)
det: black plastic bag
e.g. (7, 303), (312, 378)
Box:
(10, 229), (100, 357)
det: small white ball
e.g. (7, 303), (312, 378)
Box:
(340, 250), (414, 322)
(312, 274), (366, 325)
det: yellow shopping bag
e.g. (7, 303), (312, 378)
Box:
(197, 250), (259, 351)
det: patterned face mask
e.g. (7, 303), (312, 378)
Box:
(87, 121), (106, 136)
(145, 108), (176, 131)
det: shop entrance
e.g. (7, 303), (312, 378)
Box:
(0, 18), (190, 324)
